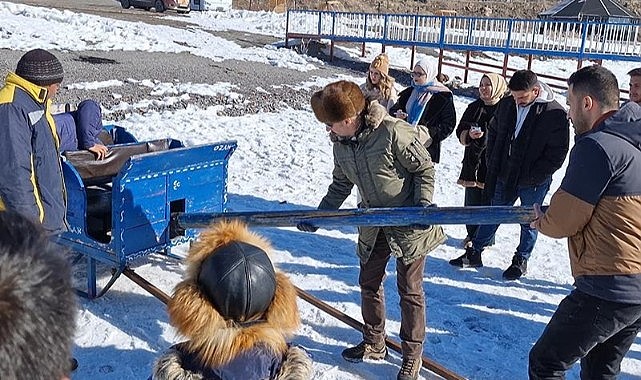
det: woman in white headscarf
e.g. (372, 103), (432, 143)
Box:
(390, 58), (456, 163)
(456, 72), (508, 247)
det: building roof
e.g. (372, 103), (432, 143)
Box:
(539, 0), (636, 20)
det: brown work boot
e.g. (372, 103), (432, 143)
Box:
(341, 341), (387, 362)
(397, 357), (420, 380)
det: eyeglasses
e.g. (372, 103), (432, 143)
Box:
(410, 71), (426, 78)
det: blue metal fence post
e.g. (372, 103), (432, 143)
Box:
(383, 13), (388, 41)
(578, 19), (589, 65)
(411, 14), (420, 69)
(503, 19), (514, 77)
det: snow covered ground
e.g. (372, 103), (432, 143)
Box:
(1, 2), (640, 379)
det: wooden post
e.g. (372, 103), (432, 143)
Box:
(464, 51), (470, 83)
(410, 45), (416, 70)
(361, 42), (366, 57)
(577, 59), (583, 70)
(176, 206), (543, 229)
(284, 10), (290, 48)
(381, 45), (386, 54)
(437, 48), (444, 77)
(330, 40), (335, 61)
(502, 53), (509, 77)
(527, 54), (533, 70)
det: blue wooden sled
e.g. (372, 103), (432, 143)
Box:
(56, 126), (236, 298)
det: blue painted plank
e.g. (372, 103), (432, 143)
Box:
(177, 206), (546, 229)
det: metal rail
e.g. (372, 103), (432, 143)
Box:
(286, 10), (641, 62)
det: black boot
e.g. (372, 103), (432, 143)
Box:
(503, 255), (527, 280)
(449, 246), (483, 268)
(69, 357), (78, 372)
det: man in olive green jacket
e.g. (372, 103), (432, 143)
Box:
(298, 80), (445, 380)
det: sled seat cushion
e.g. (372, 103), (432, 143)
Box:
(64, 139), (172, 185)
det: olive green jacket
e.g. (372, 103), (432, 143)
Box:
(318, 102), (446, 264)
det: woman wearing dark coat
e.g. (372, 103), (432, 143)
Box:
(456, 73), (507, 246)
(389, 58), (456, 163)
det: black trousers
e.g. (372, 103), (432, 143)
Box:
(463, 186), (485, 239)
(529, 289), (641, 380)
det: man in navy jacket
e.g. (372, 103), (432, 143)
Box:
(0, 49), (67, 234)
(529, 65), (641, 380)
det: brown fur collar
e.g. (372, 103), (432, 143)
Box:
(362, 100), (390, 132)
(167, 220), (300, 369)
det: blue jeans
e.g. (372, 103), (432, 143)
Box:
(472, 177), (551, 260)
(529, 289), (641, 379)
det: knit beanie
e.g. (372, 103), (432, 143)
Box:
(370, 53), (390, 76)
(310, 80), (366, 124)
(15, 49), (64, 87)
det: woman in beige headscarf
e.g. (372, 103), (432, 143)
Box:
(456, 72), (508, 247)
(360, 53), (397, 111)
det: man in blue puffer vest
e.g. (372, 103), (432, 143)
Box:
(0, 49), (67, 234)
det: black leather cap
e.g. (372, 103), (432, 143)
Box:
(197, 241), (276, 322)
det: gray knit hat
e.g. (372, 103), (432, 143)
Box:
(15, 49), (64, 87)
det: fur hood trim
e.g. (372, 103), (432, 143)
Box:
(362, 100), (389, 131)
(167, 220), (300, 368)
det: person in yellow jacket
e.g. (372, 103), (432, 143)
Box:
(0, 49), (66, 233)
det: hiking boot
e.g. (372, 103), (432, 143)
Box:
(503, 255), (527, 280)
(341, 341), (387, 362)
(397, 357), (420, 380)
(449, 246), (483, 268)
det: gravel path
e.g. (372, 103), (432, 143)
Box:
(1, 0), (365, 120)
(0, 49), (343, 120)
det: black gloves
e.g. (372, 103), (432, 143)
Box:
(296, 222), (318, 233)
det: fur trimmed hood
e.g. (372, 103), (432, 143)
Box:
(167, 220), (301, 369)
(362, 100), (389, 131)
